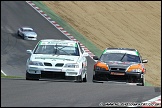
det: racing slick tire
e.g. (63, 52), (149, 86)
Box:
(137, 78), (145, 86)
(22, 34), (25, 40)
(26, 77), (39, 80)
(138, 74), (145, 86)
(75, 75), (82, 82)
(76, 72), (85, 82)
(83, 74), (87, 82)
(141, 76), (145, 86)
(26, 72), (39, 80)
(141, 78), (144, 86)
(137, 74), (145, 86)
(92, 75), (98, 82)
(17, 31), (20, 36)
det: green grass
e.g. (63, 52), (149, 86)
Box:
(1, 73), (23, 78)
(145, 82), (153, 86)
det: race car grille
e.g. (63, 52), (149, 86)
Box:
(44, 62), (52, 66)
(41, 71), (65, 79)
(110, 68), (126, 72)
(96, 73), (127, 81)
(28, 36), (35, 38)
(55, 63), (64, 67)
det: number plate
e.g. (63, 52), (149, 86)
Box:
(110, 72), (125, 75)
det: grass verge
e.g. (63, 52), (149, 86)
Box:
(1, 73), (23, 78)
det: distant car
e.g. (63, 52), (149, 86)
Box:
(17, 27), (37, 40)
(93, 48), (148, 86)
(26, 39), (89, 82)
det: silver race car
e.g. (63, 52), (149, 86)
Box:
(17, 27), (37, 40)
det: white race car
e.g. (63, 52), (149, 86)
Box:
(26, 39), (89, 82)
(17, 27), (37, 40)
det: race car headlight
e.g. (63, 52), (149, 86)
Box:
(94, 61), (109, 71)
(29, 61), (43, 66)
(130, 69), (142, 72)
(127, 64), (143, 72)
(64, 63), (79, 68)
(95, 66), (106, 70)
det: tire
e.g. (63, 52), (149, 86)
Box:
(141, 75), (145, 86)
(26, 77), (32, 80)
(92, 75), (97, 82)
(22, 34), (25, 40)
(17, 31), (20, 36)
(75, 75), (82, 83)
(26, 75), (34, 80)
(79, 74), (83, 82)
(76, 72), (84, 82)
(26, 72), (39, 80)
(83, 74), (87, 82)
(26, 77), (39, 81)
(141, 79), (144, 86)
(137, 74), (145, 86)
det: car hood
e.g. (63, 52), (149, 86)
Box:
(30, 54), (80, 63)
(23, 32), (37, 36)
(105, 61), (140, 69)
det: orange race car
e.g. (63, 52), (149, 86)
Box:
(92, 48), (148, 86)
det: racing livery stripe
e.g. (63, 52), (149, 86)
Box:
(26, 1), (161, 107)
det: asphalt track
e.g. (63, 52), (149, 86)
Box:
(1, 1), (161, 107)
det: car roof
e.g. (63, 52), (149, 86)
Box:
(40, 39), (77, 42)
(38, 39), (78, 46)
(22, 27), (33, 30)
(106, 48), (137, 51)
(40, 39), (77, 43)
(104, 48), (139, 56)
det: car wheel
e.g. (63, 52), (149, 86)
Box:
(141, 75), (145, 86)
(26, 75), (34, 80)
(26, 77), (39, 80)
(76, 73), (83, 82)
(92, 75), (97, 82)
(83, 74), (87, 82)
(137, 74), (145, 86)
(80, 74), (83, 82)
(17, 31), (20, 36)
(22, 34), (25, 40)
(26, 72), (39, 80)
(141, 79), (144, 86)
(26, 77), (32, 80)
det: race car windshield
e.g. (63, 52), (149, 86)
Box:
(23, 29), (33, 32)
(34, 45), (80, 56)
(100, 53), (141, 63)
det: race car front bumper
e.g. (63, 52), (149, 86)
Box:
(26, 72), (82, 81)
(26, 66), (83, 81)
(24, 36), (37, 40)
(93, 70), (144, 83)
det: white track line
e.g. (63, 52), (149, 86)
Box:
(1, 70), (7, 76)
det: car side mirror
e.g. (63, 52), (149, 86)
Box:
(83, 52), (89, 57)
(26, 50), (32, 54)
(142, 59), (148, 63)
(93, 56), (99, 60)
